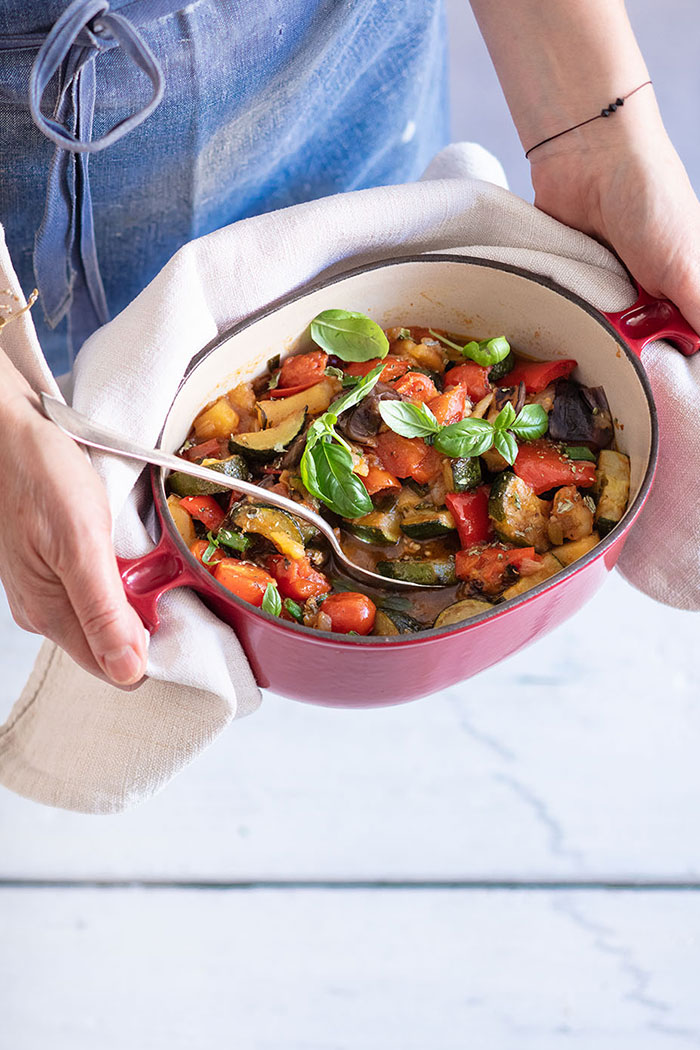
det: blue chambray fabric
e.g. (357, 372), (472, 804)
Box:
(0, 0), (449, 375)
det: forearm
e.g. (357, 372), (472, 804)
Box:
(468, 0), (664, 160)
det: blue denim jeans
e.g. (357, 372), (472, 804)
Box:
(0, 0), (449, 375)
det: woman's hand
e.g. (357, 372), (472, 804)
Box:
(530, 125), (700, 334)
(0, 371), (149, 686)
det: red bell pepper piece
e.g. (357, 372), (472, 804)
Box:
(278, 350), (328, 389)
(213, 559), (276, 607)
(443, 362), (491, 401)
(265, 555), (331, 601)
(500, 359), (577, 393)
(445, 487), (492, 548)
(179, 495), (226, 531)
(375, 432), (442, 484)
(268, 379), (324, 398)
(392, 371), (439, 403)
(514, 439), (596, 494)
(427, 383), (467, 426)
(180, 438), (227, 462)
(345, 357), (410, 382)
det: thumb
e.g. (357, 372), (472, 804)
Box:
(62, 536), (149, 686)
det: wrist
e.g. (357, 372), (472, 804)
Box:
(0, 356), (43, 426)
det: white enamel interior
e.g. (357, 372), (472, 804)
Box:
(161, 258), (654, 508)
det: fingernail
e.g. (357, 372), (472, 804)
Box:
(103, 645), (143, 685)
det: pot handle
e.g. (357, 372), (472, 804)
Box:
(602, 282), (700, 358)
(116, 533), (200, 633)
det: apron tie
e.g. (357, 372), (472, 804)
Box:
(26, 0), (168, 353)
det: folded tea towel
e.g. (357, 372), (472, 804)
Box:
(1, 141), (698, 813)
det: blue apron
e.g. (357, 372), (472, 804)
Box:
(0, 0), (449, 375)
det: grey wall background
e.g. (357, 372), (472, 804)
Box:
(446, 0), (700, 201)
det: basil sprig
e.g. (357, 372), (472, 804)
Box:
(202, 527), (251, 563)
(377, 399), (548, 467)
(429, 329), (511, 368)
(300, 363), (384, 518)
(262, 582), (282, 617)
(310, 309), (389, 362)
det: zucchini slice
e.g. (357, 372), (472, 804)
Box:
(345, 505), (402, 545)
(433, 598), (493, 629)
(168, 454), (250, 497)
(488, 472), (551, 553)
(450, 456), (482, 492)
(257, 378), (338, 427)
(500, 553), (561, 601)
(229, 503), (305, 560)
(376, 557), (457, 586)
(401, 507), (456, 540)
(167, 494), (196, 547)
(594, 450), (630, 537)
(551, 532), (600, 567)
(488, 350), (515, 383)
(229, 410), (306, 462)
(373, 609), (423, 636)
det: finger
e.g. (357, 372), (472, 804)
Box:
(61, 538), (149, 686)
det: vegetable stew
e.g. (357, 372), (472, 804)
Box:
(166, 310), (630, 636)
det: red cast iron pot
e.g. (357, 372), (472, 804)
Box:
(117, 256), (699, 707)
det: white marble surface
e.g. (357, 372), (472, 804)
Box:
(3, 888), (700, 1050)
(3, 3), (700, 1047)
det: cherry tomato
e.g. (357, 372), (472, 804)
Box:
(190, 539), (226, 573)
(278, 350), (328, 389)
(375, 432), (442, 484)
(362, 463), (402, 496)
(392, 371), (439, 403)
(179, 495), (226, 531)
(443, 362), (491, 401)
(266, 555), (331, 601)
(213, 559), (276, 607)
(321, 592), (377, 635)
(427, 383), (467, 425)
(455, 545), (542, 595)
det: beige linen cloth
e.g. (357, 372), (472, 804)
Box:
(1, 143), (698, 814)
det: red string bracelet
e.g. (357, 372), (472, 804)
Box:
(524, 80), (652, 159)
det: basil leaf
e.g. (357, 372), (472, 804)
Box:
(565, 445), (597, 462)
(378, 400), (440, 439)
(262, 582), (282, 617)
(434, 417), (494, 459)
(325, 362), (384, 419)
(493, 429), (519, 466)
(397, 328), (412, 340)
(430, 330), (511, 367)
(267, 371), (280, 391)
(202, 531), (220, 564)
(217, 526), (251, 552)
(283, 598), (304, 622)
(310, 309), (389, 362)
(493, 402), (517, 431)
(301, 440), (373, 518)
(510, 403), (549, 441)
(324, 365), (345, 380)
(341, 375), (361, 387)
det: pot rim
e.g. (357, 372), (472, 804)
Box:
(153, 253), (659, 646)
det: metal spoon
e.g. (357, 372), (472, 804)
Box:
(41, 393), (435, 591)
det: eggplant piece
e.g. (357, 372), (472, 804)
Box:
(339, 382), (401, 441)
(493, 380), (526, 417)
(548, 379), (613, 449)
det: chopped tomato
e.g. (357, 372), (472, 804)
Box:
(445, 487), (492, 548)
(456, 545), (543, 595)
(514, 439), (596, 495)
(375, 432), (442, 484)
(179, 495), (226, 531)
(266, 554), (331, 601)
(345, 357), (410, 382)
(501, 359), (577, 393)
(427, 383), (467, 426)
(190, 539), (226, 572)
(443, 362), (491, 401)
(363, 463), (402, 496)
(321, 592), (376, 635)
(213, 559), (276, 607)
(278, 350), (328, 389)
(392, 371), (439, 403)
(181, 438), (227, 462)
